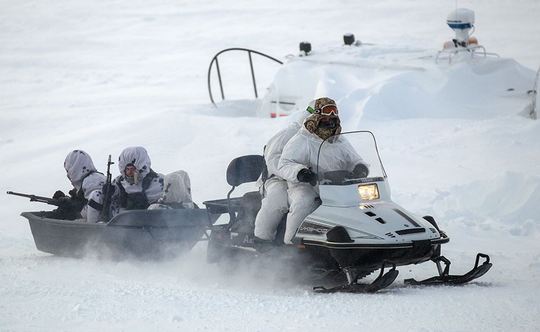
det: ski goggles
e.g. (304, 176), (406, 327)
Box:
(315, 104), (338, 116)
(306, 101), (339, 115)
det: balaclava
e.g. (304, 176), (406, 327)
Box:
(304, 97), (342, 140)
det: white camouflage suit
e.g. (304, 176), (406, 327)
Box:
(253, 120), (304, 241)
(64, 150), (106, 223)
(149, 170), (194, 209)
(278, 125), (366, 244)
(111, 146), (164, 216)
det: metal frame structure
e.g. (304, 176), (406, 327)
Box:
(435, 45), (499, 64)
(207, 48), (283, 105)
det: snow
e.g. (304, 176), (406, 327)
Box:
(1, 0), (540, 331)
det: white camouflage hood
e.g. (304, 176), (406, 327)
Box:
(118, 146), (152, 180)
(64, 150), (98, 188)
(162, 170), (192, 204)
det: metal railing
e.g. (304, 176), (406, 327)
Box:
(207, 48), (283, 105)
(435, 45), (499, 64)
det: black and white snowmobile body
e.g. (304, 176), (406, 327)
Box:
(203, 130), (492, 293)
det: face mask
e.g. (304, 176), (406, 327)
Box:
(305, 114), (342, 140)
(318, 116), (338, 129)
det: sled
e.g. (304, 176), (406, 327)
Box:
(20, 208), (211, 259)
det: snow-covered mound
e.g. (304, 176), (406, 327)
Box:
(259, 43), (536, 126)
(432, 172), (540, 236)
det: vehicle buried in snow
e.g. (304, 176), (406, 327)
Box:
(8, 192), (211, 259)
(208, 9), (537, 120)
(203, 131), (492, 293)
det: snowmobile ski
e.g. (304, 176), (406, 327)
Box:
(404, 253), (492, 286)
(313, 262), (399, 294)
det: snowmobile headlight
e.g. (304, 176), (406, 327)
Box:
(358, 183), (379, 201)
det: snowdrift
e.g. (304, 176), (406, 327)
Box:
(257, 44), (536, 127)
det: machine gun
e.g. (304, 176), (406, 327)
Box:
(99, 154), (115, 222)
(7, 190), (85, 220)
(7, 191), (66, 206)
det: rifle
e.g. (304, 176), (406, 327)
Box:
(7, 191), (65, 207)
(7, 190), (85, 220)
(99, 154), (115, 222)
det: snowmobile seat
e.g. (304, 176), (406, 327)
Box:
(225, 154), (265, 187)
(203, 155), (264, 226)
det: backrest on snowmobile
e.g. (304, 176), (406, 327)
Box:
(226, 155), (264, 187)
(203, 155), (264, 228)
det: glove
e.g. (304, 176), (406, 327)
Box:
(353, 163), (369, 178)
(297, 168), (317, 186)
(57, 196), (73, 208)
(54, 196), (84, 220)
(52, 190), (67, 199)
(68, 188), (78, 199)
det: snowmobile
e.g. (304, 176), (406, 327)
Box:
(202, 131), (492, 293)
(8, 192), (212, 259)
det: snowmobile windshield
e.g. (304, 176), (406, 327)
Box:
(316, 131), (387, 185)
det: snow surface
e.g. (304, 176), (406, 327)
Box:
(1, 0), (540, 331)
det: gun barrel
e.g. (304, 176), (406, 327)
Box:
(6, 191), (33, 198)
(6, 191), (60, 206)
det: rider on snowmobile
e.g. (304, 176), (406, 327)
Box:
(253, 106), (312, 242)
(278, 97), (369, 244)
